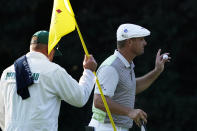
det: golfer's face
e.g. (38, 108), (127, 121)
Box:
(132, 37), (147, 55)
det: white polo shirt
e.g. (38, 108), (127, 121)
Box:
(0, 51), (95, 131)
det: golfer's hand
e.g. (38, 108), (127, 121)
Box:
(83, 55), (97, 72)
(155, 49), (171, 73)
(128, 109), (147, 127)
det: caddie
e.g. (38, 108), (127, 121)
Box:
(0, 30), (97, 131)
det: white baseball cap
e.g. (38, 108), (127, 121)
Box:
(116, 23), (151, 41)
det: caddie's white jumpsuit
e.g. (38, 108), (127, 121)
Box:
(0, 51), (95, 131)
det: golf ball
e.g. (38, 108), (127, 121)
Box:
(163, 54), (168, 60)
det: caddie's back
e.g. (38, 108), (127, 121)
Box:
(0, 30), (65, 131)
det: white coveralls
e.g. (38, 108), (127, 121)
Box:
(0, 51), (95, 131)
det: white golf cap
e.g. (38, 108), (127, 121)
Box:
(116, 23), (151, 41)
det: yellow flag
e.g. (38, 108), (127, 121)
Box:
(48, 0), (76, 54)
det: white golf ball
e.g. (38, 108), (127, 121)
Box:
(163, 54), (168, 60)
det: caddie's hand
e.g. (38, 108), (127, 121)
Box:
(83, 55), (97, 72)
(155, 49), (171, 73)
(128, 109), (147, 127)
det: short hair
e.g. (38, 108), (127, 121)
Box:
(117, 40), (127, 49)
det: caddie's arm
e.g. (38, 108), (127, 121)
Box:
(136, 49), (170, 94)
(51, 55), (97, 107)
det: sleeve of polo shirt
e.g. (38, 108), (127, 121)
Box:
(54, 67), (95, 107)
(94, 66), (119, 97)
(0, 74), (5, 130)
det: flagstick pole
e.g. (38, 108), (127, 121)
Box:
(74, 21), (89, 56)
(74, 19), (117, 131)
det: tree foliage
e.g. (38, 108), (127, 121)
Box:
(0, 0), (196, 130)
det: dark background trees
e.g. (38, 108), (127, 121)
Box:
(0, 0), (197, 130)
